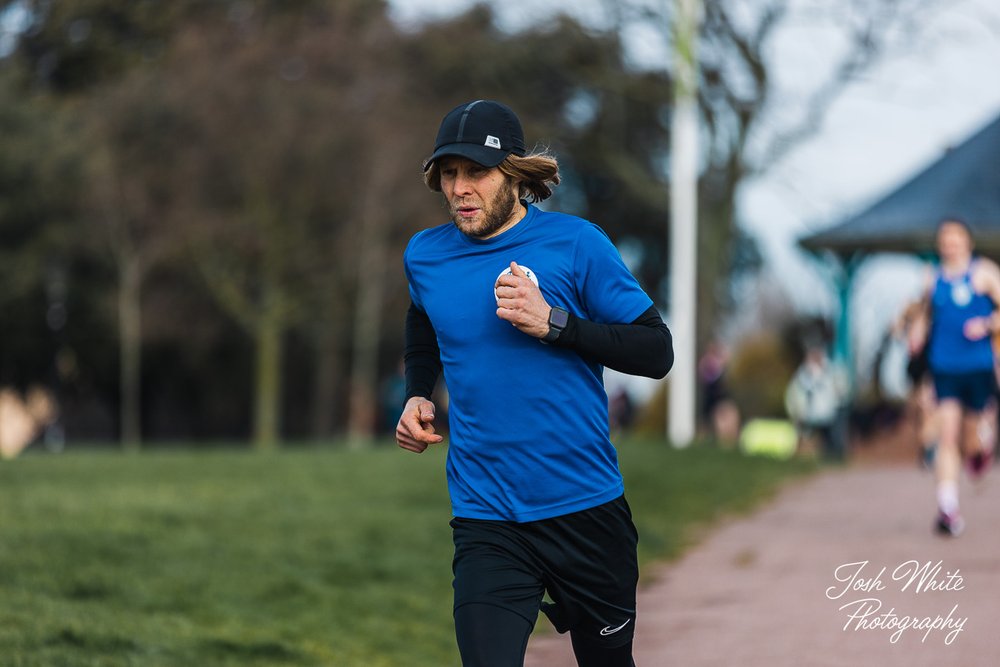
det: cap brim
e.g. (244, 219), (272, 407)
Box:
(423, 143), (510, 171)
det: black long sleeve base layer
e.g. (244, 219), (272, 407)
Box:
(404, 302), (673, 402)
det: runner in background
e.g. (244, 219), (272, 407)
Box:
(909, 219), (1000, 537)
(891, 299), (939, 469)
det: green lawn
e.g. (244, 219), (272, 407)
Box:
(0, 440), (814, 666)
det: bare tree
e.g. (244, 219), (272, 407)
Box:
(152, 6), (430, 447)
(84, 71), (187, 450)
(154, 19), (350, 449)
(587, 0), (941, 344)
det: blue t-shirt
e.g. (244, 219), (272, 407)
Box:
(404, 204), (653, 522)
(928, 265), (995, 374)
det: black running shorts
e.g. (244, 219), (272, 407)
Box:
(451, 495), (639, 649)
(932, 370), (997, 411)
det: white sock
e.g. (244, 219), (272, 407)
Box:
(937, 481), (960, 516)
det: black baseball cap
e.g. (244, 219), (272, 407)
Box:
(423, 100), (526, 171)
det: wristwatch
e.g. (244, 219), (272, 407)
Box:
(543, 307), (569, 343)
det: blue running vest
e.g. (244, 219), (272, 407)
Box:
(928, 263), (995, 374)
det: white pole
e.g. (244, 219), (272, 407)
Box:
(668, 0), (700, 447)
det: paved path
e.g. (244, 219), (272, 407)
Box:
(525, 463), (1000, 666)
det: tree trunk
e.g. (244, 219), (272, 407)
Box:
(347, 154), (393, 447)
(311, 317), (341, 440)
(696, 177), (738, 349)
(119, 252), (142, 452)
(253, 283), (283, 451)
(347, 230), (385, 448)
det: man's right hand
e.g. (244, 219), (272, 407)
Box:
(395, 396), (443, 453)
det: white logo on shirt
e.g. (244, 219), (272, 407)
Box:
(485, 135), (502, 149)
(495, 265), (539, 305)
(951, 281), (972, 307)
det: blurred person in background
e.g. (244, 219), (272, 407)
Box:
(0, 386), (57, 459)
(698, 339), (740, 446)
(784, 342), (848, 459)
(889, 299), (939, 469)
(396, 100), (673, 667)
(908, 218), (1000, 537)
(607, 386), (635, 437)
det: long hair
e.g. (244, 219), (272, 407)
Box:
(424, 150), (561, 203)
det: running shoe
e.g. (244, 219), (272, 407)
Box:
(967, 449), (994, 481)
(935, 511), (965, 537)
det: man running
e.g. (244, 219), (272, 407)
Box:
(397, 100), (673, 666)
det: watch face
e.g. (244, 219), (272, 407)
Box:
(550, 308), (569, 328)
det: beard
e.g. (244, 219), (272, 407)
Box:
(449, 177), (519, 240)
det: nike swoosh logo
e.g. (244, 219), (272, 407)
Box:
(599, 619), (631, 636)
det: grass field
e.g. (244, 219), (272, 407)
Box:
(0, 440), (815, 666)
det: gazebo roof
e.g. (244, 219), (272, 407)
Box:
(799, 112), (1000, 257)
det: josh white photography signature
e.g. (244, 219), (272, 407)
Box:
(826, 560), (967, 645)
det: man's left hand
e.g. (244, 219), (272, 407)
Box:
(495, 261), (551, 338)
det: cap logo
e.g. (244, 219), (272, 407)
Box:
(485, 135), (501, 149)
